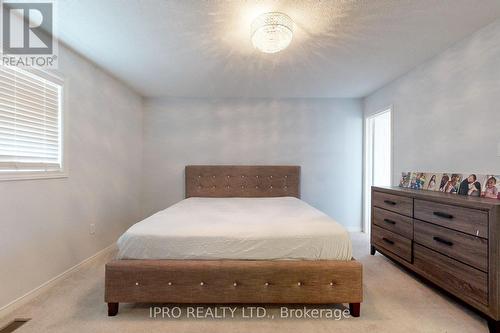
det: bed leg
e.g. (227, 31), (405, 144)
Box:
(370, 245), (376, 255)
(349, 303), (360, 317)
(488, 319), (499, 333)
(108, 302), (119, 316)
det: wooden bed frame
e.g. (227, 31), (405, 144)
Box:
(105, 165), (363, 316)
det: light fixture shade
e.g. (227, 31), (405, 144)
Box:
(251, 12), (294, 54)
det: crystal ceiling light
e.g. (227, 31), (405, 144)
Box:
(251, 12), (294, 54)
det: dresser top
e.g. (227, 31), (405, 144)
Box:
(373, 186), (500, 209)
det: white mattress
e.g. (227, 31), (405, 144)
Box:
(117, 197), (352, 260)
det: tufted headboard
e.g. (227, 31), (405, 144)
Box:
(185, 165), (300, 198)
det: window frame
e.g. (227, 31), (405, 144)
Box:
(0, 67), (68, 182)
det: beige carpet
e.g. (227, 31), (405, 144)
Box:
(0, 233), (489, 332)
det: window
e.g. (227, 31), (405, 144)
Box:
(0, 66), (65, 180)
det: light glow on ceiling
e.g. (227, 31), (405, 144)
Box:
(251, 12), (294, 54)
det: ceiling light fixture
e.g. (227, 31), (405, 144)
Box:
(251, 12), (294, 54)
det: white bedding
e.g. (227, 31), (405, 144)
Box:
(117, 197), (352, 260)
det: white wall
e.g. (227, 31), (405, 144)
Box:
(0, 46), (143, 310)
(364, 19), (500, 183)
(142, 98), (363, 230)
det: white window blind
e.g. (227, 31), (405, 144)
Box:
(0, 66), (63, 175)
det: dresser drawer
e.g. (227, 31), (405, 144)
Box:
(414, 199), (488, 238)
(373, 207), (413, 239)
(414, 244), (488, 305)
(414, 220), (488, 272)
(371, 225), (412, 262)
(372, 191), (413, 216)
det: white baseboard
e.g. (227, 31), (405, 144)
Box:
(0, 243), (116, 320)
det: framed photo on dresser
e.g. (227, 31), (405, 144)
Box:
(423, 173), (441, 191)
(398, 171), (500, 201)
(481, 175), (500, 199)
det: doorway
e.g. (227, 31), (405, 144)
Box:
(364, 107), (392, 233)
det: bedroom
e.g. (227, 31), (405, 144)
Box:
(0, 1), (499, 332)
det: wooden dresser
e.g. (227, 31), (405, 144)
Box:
(371, 186), (499, 333)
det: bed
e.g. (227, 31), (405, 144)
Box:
(105, 165), (363, 316)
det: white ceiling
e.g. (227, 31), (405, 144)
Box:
(56, 0), (500, 98)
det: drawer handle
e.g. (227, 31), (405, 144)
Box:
(433, 236), (453, 246)
(383, 219), (396, 225)
(382, 237), (395, 245)
(433, 211), (454, 219)
(384, 200), (397, 206)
